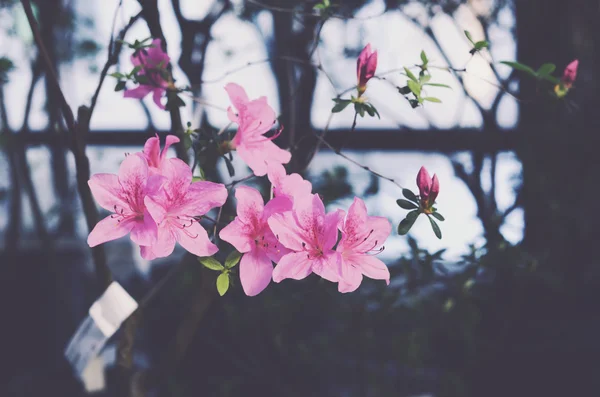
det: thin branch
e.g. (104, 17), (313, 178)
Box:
(88, 11), (142, 121)
(20, 0), (113, 285)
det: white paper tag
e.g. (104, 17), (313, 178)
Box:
(64, 282), (138, 380)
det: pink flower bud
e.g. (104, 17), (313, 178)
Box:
(356, 44), (378, 95)
(417, 166), (432, 200)
(562, 59), (578, 87)
(430, 173), (440, 203)
(416, 166), (439, 210)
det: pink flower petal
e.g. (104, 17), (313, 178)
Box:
(268, 212), (310, 252)
(357, 255), (390, 284)
(182, 180), (228, 216)
(234, 186), (265, 226)
(219, 218), (254, 253)
(129, 209), (158, 246)
(88, 174), (128, 212)
(150, 225), (177, 259)
(87, 215), (135, 247)
(152, 88), (166, 110)
(224, 82), (250, 111)
(124, 85), (153, 99)
(239, 248), (273, 296)
(175, 221), (218, 257)
(416, 166), (431, 198)
(338, 260), (363, 293)
(312, 251), (342, 282)
(272, 251), (314, 282)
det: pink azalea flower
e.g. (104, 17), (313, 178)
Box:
(561, 59), (579, 88)
(87, 153), (164, 248)
(416, 166), (439, 213)
(124, 38), (170, 110)
(268, 194), (344, 283)
(357, 43), (378, 96)
(219, 186), (292, 296)
(337, 197), (391, 293)
(225, 83), (291, 176)
(267, 162), (312, 205)
(143, 158), (227, 259)
(142, 134), (180, 175)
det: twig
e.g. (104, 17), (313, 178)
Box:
(20, 0), (114, 307)
(88, 10), (142, 120)
(308, 111), (404, 190)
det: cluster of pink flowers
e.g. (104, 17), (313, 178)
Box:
(220, 163), (391, 296)
(93, 39), (410, 296)
(87, 134), (227, 260)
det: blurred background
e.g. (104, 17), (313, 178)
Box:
(1, 0), (600, 396)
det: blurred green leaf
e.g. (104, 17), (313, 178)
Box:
(114, 81), (126, 91)
(407, 80), (421, 96)
(402, 188), (419, 203)
(404, 67), (418, 82)
(474, 40), (489, 51)
(225, 251), (242, 269)
(431, 212), (445, 221)
(420, 50), (428, 65)
(423, 83), (451, 89)
(424, 97), (442, 103)
(331, 98), (351, 113)
(198, 257), (224, 271)
(216, 273), (230, 296)
(500, 61), (537, 77)
(428, 215), (442, 239)
(397, 199), (418, 210)
(464, 30), (475, 44)
(398, 210), (420, 235)
(536, 63), (556, 77)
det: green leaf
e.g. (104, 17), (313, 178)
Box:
(431, 212), (445, 221)
(114, 81), (126, 91)
(420, 74), (431, 83)
(216, 273), (230, 296)
(398, 210), (420, 235)
(224, 156), (235, 177)
(396, 199), (418, 210)
(135, 75), (149, 85)
(424, 97), (442, 103)
(404, 67), (418, 82)
(332, 99), (351, 113)
(464, 30), (475, 44)
(500, 61), (537, 77)
(474, 40), (489, 51)
(198, 256), (224, 271)
(224, 251), (242, 269)
(536, 63), (556, 77)
(354, 102), (366, 117)
(402, 188), (419, 203)
(423, 83), (451, 89)
(368, 104), (380, 119)
(109, 72), (125, 79)
(427, 215), (442, 239)
(365, 105), (375, 117)
(420, 50), (428, 65)
(407, 80), (421, 96)
(540, 74), (560, 84)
